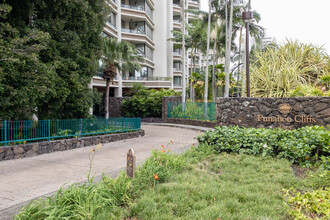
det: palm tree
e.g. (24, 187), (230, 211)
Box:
(203, 0), (212, 115)
(102, 38), (142, 119)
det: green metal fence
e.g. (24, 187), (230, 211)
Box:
(168, 102), (216, 121)
(0, 118), (141, 146)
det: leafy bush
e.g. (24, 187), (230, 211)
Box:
(197, 126), (330, 167)
(285, 188), (330, 219)
(122, 86), (179, 118)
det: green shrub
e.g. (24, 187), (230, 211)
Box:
(197, 126), (330, 167)
(122, 87), (179, 118)
(285, 188), (330, 219)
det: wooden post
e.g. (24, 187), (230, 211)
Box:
(127, 148), (136, 178)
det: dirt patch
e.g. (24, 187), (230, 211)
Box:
(291, 165), (314, 179)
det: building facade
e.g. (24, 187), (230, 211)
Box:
(91, 0), (201, 98)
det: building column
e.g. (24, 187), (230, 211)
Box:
(116, 2), (123, 97)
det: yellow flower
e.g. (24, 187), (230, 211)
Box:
(97, 143), (102, 149)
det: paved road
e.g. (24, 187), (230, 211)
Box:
(0, 124), (209, 219)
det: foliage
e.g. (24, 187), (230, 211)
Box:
(2, 0), (109, 120)
(169, 102), (216, 121)
(121, 86), (179, 118)
(133, 146), (186, 192)
(251, 40), (330, 97)
(0, 3), (55, 120)
(102, 37), (142, 82)
(15, 139), (329, 219)
(15, 145), (185, 219)
(126, 153), (309, 219)
(285, 188), (330, 219)
(197, 126), (330, 167)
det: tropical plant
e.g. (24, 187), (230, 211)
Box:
(121, 87), (179, 118)
(2, 0), (109, 120)
(102, 38), (142, 118)
(251, 40), (330, 97)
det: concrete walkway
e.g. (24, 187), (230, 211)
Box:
(0, 124), (211, 219)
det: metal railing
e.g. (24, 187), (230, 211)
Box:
(123, 76), (171, 81)
(173, 67), (182, 71)
(106, 21), (116, 29)
(121, 28), (144, 35)
(168, 102), (216, 121)
(121, 4), (145, 11)
(0, 118), (141, 146)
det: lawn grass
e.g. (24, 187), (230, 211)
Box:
(15, 143), (329, 220)
(125, 152), (302, 220)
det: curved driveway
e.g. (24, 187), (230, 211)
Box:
(0, 124), (206, 218)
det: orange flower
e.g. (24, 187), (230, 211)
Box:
(161, 145), (165, 149)
(154, 174), (159, 180)
(161, 149), (165, 153)
(305, 156), (309, 160)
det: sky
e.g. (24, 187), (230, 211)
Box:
(201, 0), (330, 54)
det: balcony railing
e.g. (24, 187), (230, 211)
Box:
(121, 28), (153, 40)
(106, 21), (116, 29)
(123, 76), (171, 81)
(122, 28), (144, 35)
(173, 51), (182, 56)
(173, 83), (182, 87)
(121, 4), (144, 11)
(173, 3), (180, 7)
(173, 19), (181, 24)
(121, 4), (153, 19)
(173, 67), (182, 71)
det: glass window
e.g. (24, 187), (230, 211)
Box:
(174, 76), (182, 86)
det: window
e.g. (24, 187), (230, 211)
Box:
(106, 12), (116, 28)
(174, 76), (182, 86)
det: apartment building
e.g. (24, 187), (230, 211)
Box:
(91, 0), (200, 97)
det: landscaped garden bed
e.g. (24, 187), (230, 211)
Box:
(15, 126), (329, 219)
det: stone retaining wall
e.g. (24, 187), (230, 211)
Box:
(0, 130), (145, 161)
(162, 96), (330, 129)
(166, 118), (216, 128)
(217, 97), (330, 129)
(109, 97), (129, 117)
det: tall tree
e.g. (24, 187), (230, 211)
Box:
(224, 0), (234, 97)
(203, 0), (212, 114)
(102, 38), (142, 119)
(5, 0), (109, 119)
(0, 3), (55, 120)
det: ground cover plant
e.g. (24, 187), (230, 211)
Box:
(197, 125), (330, 167)
(15, 127), (330, 219)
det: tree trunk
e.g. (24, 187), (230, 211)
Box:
(190, 47), (194, 101)
(182, 0), (186, 106)
(193, 47), (197, 102)
(105, 79), (110, 119)
(224, 0), (234, 97)
(212, 26), (217, 102)
(237, 26), (243, 97)
(204, 0), (212, 115)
